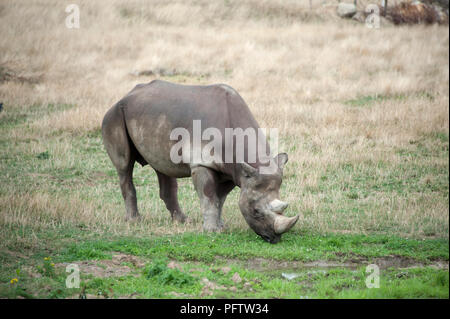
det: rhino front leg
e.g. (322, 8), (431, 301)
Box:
(191, 166), (224, 232)
(216, 181), (236, 230)
(156, 171), (187, 223)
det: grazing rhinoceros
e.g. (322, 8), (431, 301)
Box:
(101, 80), (298, 243)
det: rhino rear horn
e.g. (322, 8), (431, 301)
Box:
(274, 215), (299, 234)
(270, 199), (288, 214)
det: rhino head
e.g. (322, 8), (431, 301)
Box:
(238, 153), (299, 244)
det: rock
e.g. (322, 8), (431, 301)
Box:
(201, 278), (226, 290)
(200, 286), (213, 297)
(352, 11), (366, 23)
(282, 273), (300, 280)
(337, 3), (357, 18)
(231, 272), (242, 284)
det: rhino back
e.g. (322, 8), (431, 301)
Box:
(119, 80), (262, 179)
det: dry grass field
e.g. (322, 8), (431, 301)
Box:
(0, 0), (448, 299)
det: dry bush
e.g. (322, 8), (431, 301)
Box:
(389, 1), (445, 24)
(0, 63), (42, 84)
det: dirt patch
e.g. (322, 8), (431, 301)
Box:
(199, 276), (254, 296)
(231, 272), (242, 283)
(216, 255), (449, 272)
(56, 261), (131, 278)
(230, 257), (360, 271)
(1, 249), (30, 260)
(22, 266), (42, 278)
(168, 291), (191, 298)
(200, 277), (227, 296)
(167, 261), (183, 271)
(111, 252), (146, 268)
(371, 255), (449, 270)
(84, 171), (109, 186)
(56, 253), (145, 278)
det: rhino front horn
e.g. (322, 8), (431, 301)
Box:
(274, 215), (299, 234)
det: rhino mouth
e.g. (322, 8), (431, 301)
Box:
(261, 234), (280, 244)
(249, 208), (282, 244)
(258, 232), (281, 244)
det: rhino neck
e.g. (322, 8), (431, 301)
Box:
(220, 155), (275, 188)
(218, 131), (274, 188)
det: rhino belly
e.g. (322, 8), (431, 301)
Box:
(125, 114), (191, 178)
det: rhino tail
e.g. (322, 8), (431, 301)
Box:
(102, 103), (147, 169)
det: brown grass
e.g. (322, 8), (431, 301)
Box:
(0, 0), (448, 242)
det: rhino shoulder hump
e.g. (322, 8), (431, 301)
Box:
(130, 79), (163, 93)
(216, 83), (238, 96)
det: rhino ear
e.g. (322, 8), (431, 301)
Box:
(240, 162), (258, 178)
(274, 153), (288, 170)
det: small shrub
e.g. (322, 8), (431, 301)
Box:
(36, 151), (50, 160)
(389, 2), (443, 25)
(36, 257), (56, 277)
(143, 259), (196, 287)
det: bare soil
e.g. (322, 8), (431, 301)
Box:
(55, 253), (145, 278)
(215, 256), (449, 271)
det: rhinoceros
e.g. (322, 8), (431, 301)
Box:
(101, 80), (298, 243)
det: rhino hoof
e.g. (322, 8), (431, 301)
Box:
(172, 213), (188, 224)
(218, 221), (227, 231)
(203, 223), (226, 233)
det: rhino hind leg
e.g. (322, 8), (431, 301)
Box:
(118, 163), (140, 222)
(156, 171), (187, 223)
(102, 104), (141, 221)
(191, 166), (234, 232)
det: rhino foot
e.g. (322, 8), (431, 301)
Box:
(203, 222), (226, 233)
(125, 213), (141, 222)
(218, 220), (227, 231)
(172, 211), (188, 224)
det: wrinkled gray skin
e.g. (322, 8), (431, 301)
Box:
(102, 80), (298, 243)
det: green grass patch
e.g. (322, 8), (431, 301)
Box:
(0, 100), (448, 298)
(143, 259), (197, 287)
(53, 232), (449, 264)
